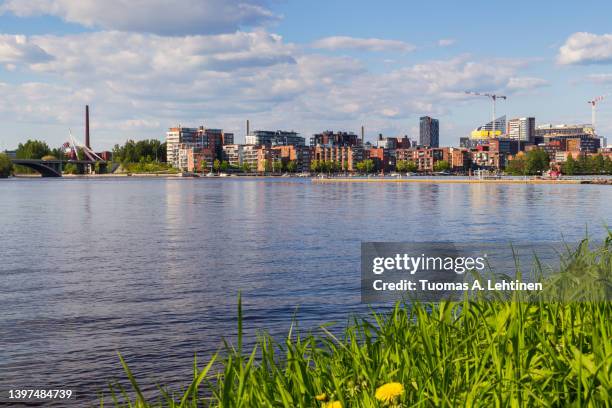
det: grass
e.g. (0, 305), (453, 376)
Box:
(104, 234), (612, 407)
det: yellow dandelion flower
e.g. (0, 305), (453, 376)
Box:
(315, 393), (327, 401)
(375, 382), (404, 402)
(323, 401), (342, 408)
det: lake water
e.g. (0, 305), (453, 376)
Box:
(1, 177), (610, 404)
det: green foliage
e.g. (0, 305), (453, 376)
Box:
(241, 162), (251, 173)
(123, 162), (177, 174)
(525, 149), (549, 175)
(434, 160), (450, 172)
(562, 153), (612, 175)
(356, 159), (375, 174)
(286, 160), (298, 173)
(311, 160), (340, 173)
(563, 154), (577, 175)
(112, 139), (166, 164)
(213, 159), (221, 172)
(506, 149), (550, 176)
(16, 139), (51, 159)
(0, 153), (13, 177)
(272, 160), (284, 173)
(396, 160), (417, 173)
(62, 163), (79, 175)
(220, 160), (229, 172)
(107, 235), (612, 407)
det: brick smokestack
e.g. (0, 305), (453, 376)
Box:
(246, 119), (250, 136)
(85, 105), (90, 149)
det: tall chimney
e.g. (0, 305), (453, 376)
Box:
(85, 105), (90, 149)
(246, 119), (250, 136)
(361, 125), (364, 145)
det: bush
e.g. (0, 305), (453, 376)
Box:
(63, 163), (79, 175)
(0, 153), (13, 177)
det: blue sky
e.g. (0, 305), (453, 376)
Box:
(1, 0), (612, 150)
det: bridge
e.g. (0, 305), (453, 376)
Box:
(12, 105), (110, 177)
(12, 159), (107, 177)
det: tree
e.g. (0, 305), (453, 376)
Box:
(213, 159), (221, 173)
(16, 139), (51, 159)
(577, 154), (590, 175)
(310, 160), (320, 173)
(220, 160), (229, 172)
(356, 159), (375, 174)
(272, 160), (283, 173)
(406, 161), (418, 172)
(604, 156), (612, 175)
(63, 163), (79, 175)
(591, 154), (605, 174)
(241, 162), (251, 173)
(563, 154), (577, 175)
(397, 160), (418, 173)
(506, 154), (527, 175)
(286, 160), (297, 173)
(434, 160), (450, 172)
(525, 149), (549, 175)
(112, 139), (166, 164)
(0, 153), (13, 178)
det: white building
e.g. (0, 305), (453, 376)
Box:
(507, 117), (535, 143)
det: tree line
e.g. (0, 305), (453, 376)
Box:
(506, 149), (612, 175)
(112, 139), (166, 164)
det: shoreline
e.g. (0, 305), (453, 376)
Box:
(312, 177), (611, 185)
(8, 174), (612, 185)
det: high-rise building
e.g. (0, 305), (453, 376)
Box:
(419, 116), (439, 147)
(166, 127), (199, 169)
(245, 130), (305, 147)
(507, 117), (535, 144)
(166, 126), (231, 169)
(470, 116), (506, 140)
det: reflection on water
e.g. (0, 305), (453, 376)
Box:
(0, 177), (610, 403)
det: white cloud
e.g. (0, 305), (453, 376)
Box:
(438, 39), (455, 47)
(0, 34), (53, 66)
(0, 0), (278, 35)
(557, 32), (612, 65)
(311, 36), (415, 52)
(506, 76), (549, 90)
(0, 31), (536, 148)
(586, 73), (612, 83)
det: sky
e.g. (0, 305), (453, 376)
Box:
(1, 0), (612, 150)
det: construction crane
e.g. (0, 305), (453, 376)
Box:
(587, 95), (606, 134)
(465, 91), (507, 136)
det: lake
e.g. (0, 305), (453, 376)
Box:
(1, 177), (610, 404)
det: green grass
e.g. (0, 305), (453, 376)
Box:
(104, 234), (612, 407)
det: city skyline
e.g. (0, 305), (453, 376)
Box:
(2, 1), (612, 150)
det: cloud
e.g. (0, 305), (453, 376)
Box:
(311, 36), (415, 52)
(586, 73), (612, 83)
(506, 76), (549, 90)
(0, 34), (53, 66)
(28, 30), (296, 77)
(0, 0), (278, 35)
(438, 39), (455, 47)
(557, 32), (612, 65)
(0, 31), (535, 148)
